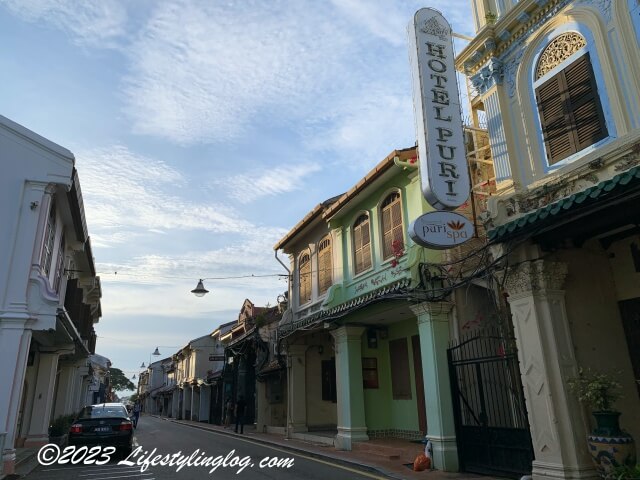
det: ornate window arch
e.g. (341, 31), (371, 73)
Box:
(534, 31), (607, 166)
(317, 236), (332, 295)
(352, 213), (372, 275)
(298, 250), (312, 305)
(379, 191), (404, 260)
(535, 32), (587, 80)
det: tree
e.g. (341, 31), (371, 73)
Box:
(109, 367), (135, 392)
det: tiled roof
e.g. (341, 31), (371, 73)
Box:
(257, 359), (284, 376)
(278, 278), (412, 334)
(488, 166), (640, 242)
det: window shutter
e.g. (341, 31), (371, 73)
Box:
(382, 207), (393, 258)
(536, 53), (607, 165)
(564, 53), (607, 150)
(536, 74), (575, 164)
(299, 253), (311, 305)
(318, 238), (332, 295)
(354, 224), (363, 274)
(361, 219), (372, 271)
(390, 198), (403, 250)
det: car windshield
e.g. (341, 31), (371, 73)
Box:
(79, 405), (128, 419)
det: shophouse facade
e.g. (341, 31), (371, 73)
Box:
(0, 115), (102, 475)
(454, 0), (640, 477)
(275, 147), (466, 470)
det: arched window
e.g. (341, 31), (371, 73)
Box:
(298, 251), (311, 305)
(353, 214), (372, 275)
(318, 237), (332, 295)
(535, 33), (607, 165)
(380, 192), (404, 260)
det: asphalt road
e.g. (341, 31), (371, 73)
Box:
(24, 415), (391, 480)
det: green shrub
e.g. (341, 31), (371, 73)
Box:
(567, 368), (622, 411)
(605, 464), (640, 480)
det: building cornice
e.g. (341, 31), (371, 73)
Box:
(455, 0), (565, 74)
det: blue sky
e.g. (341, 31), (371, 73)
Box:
(0, 0), (474, 388)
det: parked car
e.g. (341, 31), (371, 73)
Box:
(68, 403), (133, 455)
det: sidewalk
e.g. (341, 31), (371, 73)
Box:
(156, 416), (501, 480)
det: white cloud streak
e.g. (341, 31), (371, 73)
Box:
(0, 0), (127, 47)
(76, 145), (259, 247)
(122, 0), (353, 144)
(214, 163), (322, 204)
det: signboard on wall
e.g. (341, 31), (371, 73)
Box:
(209, 355), (224, 362)
(409, 211), (474, 249)
(408, 8), (470, 210)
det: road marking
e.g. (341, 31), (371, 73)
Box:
(167, 420), (390, 480)
(79, 469), (150, 477)
(77, 474), (154, 480)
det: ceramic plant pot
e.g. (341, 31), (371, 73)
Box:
(586, 411), (636, 478)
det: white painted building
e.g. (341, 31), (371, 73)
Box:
(0, 115), (102, 475)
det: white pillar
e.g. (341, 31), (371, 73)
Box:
(24, 351), (61, 447)
(504, 260), (597, 480)
(286, 345), (308, 435)
(53, 363), (74, 418)
(0, 317), (32, 475)
(331, 326), (368, 450)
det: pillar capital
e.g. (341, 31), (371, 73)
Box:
(503, 260), (568, 298)
(330, 325), (366, 343)
(410, 302), (453, 321)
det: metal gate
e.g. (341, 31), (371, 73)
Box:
(447, 330), (534, 478)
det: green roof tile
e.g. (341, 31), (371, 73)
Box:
(487, 165), (640, 242)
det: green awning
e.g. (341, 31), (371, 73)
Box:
(488, 165), (640, 242)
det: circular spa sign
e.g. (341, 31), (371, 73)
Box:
(409, 211), (475, 249)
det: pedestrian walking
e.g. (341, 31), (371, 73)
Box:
(234, 395), (246, 434)
(132, 401), (140, 428)
(224, 397), (233, 428)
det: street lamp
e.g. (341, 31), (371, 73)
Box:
(191, 279), (209, 297)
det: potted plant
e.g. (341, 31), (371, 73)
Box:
(568, 368), (636, 477)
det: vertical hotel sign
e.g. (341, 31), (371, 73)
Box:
(408, 9), (469, 210)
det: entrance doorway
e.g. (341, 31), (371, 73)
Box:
(447, 330), (533, 478)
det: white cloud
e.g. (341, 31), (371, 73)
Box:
(122, 0), (353, 144)
(76, 145), (259, 246)
(306, 85), (416, 168)
(0, 0), (127, 47)
(214, 163), (322, 204)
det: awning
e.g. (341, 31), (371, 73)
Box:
(488, 166), (640, 243)
(278, 278), (411, 335)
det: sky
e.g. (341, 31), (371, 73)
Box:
(0, 0), (474, 392)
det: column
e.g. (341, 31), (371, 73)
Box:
(52, 363), (74, 418)
(412, 302), (459, 472)
(504, 260), (597, 480)
(0, 317), (32, 475)
(331, 326), (368, 450)
(24, 351), (61, 447)
(255, 381), (267, 433)
(286, 345), (307, 435)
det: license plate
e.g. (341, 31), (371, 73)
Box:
(94, 426), (111, 433)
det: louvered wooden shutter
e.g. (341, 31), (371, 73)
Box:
(361, 219), (372, 271)
(353, 216), (371, 274)
(565, 53), (607, 150)
(382, 193), (404, 259)
(318, 238), (332, 295)
(299, 254), (311, 304)
(536, 53), (606, 165)
(354, 223), (363, 274)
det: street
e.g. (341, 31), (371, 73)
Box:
(24, 416), (390, 480)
